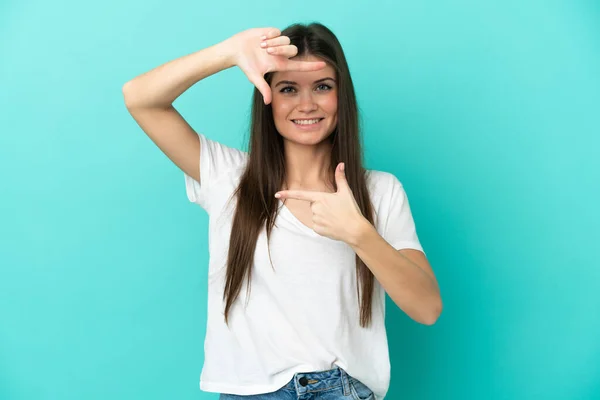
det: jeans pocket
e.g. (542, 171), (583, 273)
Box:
(349, 377), (374, 400)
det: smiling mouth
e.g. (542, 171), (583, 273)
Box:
(291, 118), (325, 126)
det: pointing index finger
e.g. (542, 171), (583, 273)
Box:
(275, 190), (322, 202)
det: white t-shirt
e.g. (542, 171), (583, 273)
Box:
(184, 133), (424, 400)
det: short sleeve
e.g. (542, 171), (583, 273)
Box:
(381, 175), (425, 254)
(184, 133), (247, 212)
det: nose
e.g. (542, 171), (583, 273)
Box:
(296, 91), (318, 113)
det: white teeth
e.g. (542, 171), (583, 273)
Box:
(293, 119), (321, 125)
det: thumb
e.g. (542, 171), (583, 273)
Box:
(249, 73), (272, 105)
(335, 162), (350, 192)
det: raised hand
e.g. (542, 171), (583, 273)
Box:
(223, 27), (327, 104)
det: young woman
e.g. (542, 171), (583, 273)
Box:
(123, 23), (442, 400)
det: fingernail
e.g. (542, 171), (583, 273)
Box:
(267, 48), (274, 53)
(274, 193), (281, 198)
(341, 163), (345, 171)
(261, 35), (267, 40)
(260, 42), (267, 48)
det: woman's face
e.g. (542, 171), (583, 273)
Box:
(270, 55), (338, 146)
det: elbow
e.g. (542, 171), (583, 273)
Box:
(122, 80), (148, 110)
(122, 81), (136, 109)
(419, 297), (443, 326)
(121, 81), (170, 110)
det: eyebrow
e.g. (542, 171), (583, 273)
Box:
(274, 77), (336, 87)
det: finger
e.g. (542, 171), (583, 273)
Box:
(249, 73), (272, 105)
(275, 190), (322, 202)
(284, 59), (328, 72)
(260, 28), (281, 41)
(266, 44), (298, 58)
(260, 35), (290, 49)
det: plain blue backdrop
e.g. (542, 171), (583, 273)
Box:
(1, 0), (599, 399)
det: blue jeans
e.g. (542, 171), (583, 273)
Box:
(219, 366), (375, 399)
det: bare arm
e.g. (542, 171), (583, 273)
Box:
(352, 222), (442, 325)
(122, 27), (327, 184)
(122, 42), (236, 182)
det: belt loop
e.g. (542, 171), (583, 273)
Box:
(339, 367), (351, 396)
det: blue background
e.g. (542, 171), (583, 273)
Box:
(1, 0), (599, 399)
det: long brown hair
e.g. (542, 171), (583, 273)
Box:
(223, 22), (376, 327)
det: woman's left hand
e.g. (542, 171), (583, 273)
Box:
(275, 162), (368, 244)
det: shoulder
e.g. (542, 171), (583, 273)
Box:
(365, 169), (404, 195)
(365, 169), (411, 217)
(199, 132), (249, 179)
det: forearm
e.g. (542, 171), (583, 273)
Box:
(349, 220), (442, 325)
(122, 40), (236, 109)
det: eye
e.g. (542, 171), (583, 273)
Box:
(316, 83), (332, 91)
(280, 86), (296, 93)
(279, 84), (332, 94)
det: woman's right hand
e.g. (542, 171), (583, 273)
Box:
(222, 27), (327, 105)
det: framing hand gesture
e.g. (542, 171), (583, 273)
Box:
(226, 27), (327, 104)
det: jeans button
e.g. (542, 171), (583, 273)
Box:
(299, 376), (308, 386)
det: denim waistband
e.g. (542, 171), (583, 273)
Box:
(282, 366), (352, 396)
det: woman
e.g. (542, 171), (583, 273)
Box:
(123, 22), (442, 400)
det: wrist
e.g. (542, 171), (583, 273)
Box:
(347, 217), (375, 248)
(214, 38), (238, 69)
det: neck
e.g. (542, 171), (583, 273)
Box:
(282, 139), (334, 191)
